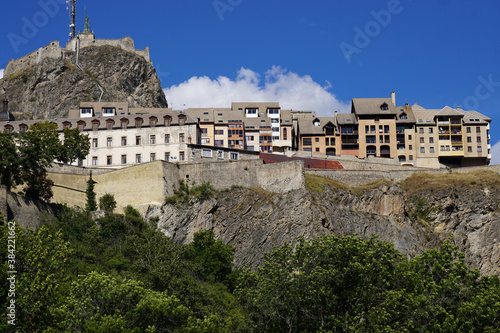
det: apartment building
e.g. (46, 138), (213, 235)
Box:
(295, 92), (492, 167)
(2, 102), (201, 168)
(186, 102), (293, 153)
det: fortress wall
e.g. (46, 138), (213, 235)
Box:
(4, 41), (64, 77)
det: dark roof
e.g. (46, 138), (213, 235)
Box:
(352, 98), (397, 116)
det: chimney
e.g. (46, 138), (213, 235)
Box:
(391, 91), (396, 105)
(2, 98), (8, 113)
(405, 103), (409, 107)
(334, 110), (338, 117)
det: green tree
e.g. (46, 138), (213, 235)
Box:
(86, 171), (97, 212)
(99, 193), (117, 215)
(0, 132), (22, 191)
(57, 128), (90, 164)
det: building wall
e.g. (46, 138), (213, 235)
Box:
(358, 119), (397, 159)
(4, 41), (64, 77)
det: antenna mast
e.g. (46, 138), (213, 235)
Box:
(67, 0), (76, 39)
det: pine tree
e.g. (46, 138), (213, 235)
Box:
(85, 171), (97, 212)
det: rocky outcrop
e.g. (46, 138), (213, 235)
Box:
(146, 176), (500, 277)
(0, 45), (167, 120)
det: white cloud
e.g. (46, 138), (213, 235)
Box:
(490, 140), (500, 165)
(0, 69), (4, 79)
(163, 66), (350, 116)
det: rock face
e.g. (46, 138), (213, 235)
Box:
(0, 45), (167, 120)
(146, 178), (500, 277)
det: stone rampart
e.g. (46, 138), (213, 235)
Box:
(4, 41), (65, 77)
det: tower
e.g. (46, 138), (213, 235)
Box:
(67, 0), (76, 39)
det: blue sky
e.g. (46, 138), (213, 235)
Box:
(1, 0), (500, 162)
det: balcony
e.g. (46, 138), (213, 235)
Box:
(342, 138), (358, 144)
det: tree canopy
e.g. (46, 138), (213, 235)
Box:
(0, 121), (90, 201)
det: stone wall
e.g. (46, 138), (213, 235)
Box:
(4, 41), (65, 77)
(48, 159), (304, 212)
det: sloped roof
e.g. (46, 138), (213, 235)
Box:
(435, 106), (464, 117)
(297, 116), (336, 135)
(336, 112), (358, 125)
(352, 98), (397, 115)
(396, 106), (416, 124)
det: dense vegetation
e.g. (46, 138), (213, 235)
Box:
(1, 205), (499, 332)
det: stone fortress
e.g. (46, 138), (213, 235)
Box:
(3, 13), (149, 78)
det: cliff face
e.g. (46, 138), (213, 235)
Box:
(0, 45), (167, 120)
(146, 172), (500, 277)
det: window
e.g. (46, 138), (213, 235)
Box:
(217, 150), (224, 159)
(409, 145), (412, 150)
(202, 149), (212, 158)
(246, 108), (257, 115)
(268, 108), (279, 114)
(315, 147), (320, 152)
(467, 137), (472, 143)
(78, 122), (85, 131)
(409, 155), (413, 161)
(440, 145), (445, 151)
(420, 137), (424, 143)
(214, 130), (224, 135)
(121, 155), (127, 164)
(179, 133), (185, 143)
(476, 127), (481, 133)
(150, 135), (156, 145)
(136, 136), (141, 145)
(420, 147), (425, 153)
(201, 138), (210, 144)
(80, 108), (92, 116)
(215, 140), (224, 146)
(106, 121), (113, 130)
(380, 103), (388, 110)
(201, 128), (208, 137)
(477, 136), (481, 142)
(230, 152), (239, 160)
(107, 155), (112, 165)
(164, 116), (171, 126)
(429, 137), (434, 143)
(135, 118), (143, 128)
(466, 127), (471, 133)
(245, 136), (254, 141)
(107, 137), (112, 147)
(325, 138), (329, 146)
(419, 128), (424, 134)
(272, 127), (279, 132)
(179, 116), (186, 126)
(150, 153), (156, 161)
(179, 151), (185, 161)
(121, 136), (127, 146)
(429, 128), (433, 134)
(303, 138), (312, 146)
(121, 119), (128, 129)
(63, 122), (71, 129)
(283, 128), (287, 140)
(468, 146), (472, 152)
(136, 154), (142, 163)
(315, 137), (319, 142)
(446, 145), (450, 151)
(430, 147), (434, 153)
(165, 134), (170, 143)
(78, 160), (83, 167)
(92, 156), (98, 166)
(408, 135), (412, 140)
(4, 125), (13, 132)
(150, 118), (157, 127)
(103, 108), (114, 116)
(92, 122), (99, 131)
(478, 146), (482, 152)
(165, 152), (170, 162)
(271, 118), (279, 123)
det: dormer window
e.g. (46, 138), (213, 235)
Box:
(103, 108), (115, 116)
(380, 103), (389, 111)
(164, 116), (172, 126)
(106, 120), (114, 130)
(4, 125), (13, 132)
(77, 121), (85, 131)
(63, 122), (71, 129)
(135, 118), (143, 128)
(178, 115), (186, 126)
(149, 117), (157, 127)
(400, 112), (407, 120)
(267, 108), (280, 115)
(80, 108), (93, 117)
(19, 124), (28, 132)
(92, 121), (99, 131)
(313, 118), (320, 126)
(121, 119), (128, 129)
